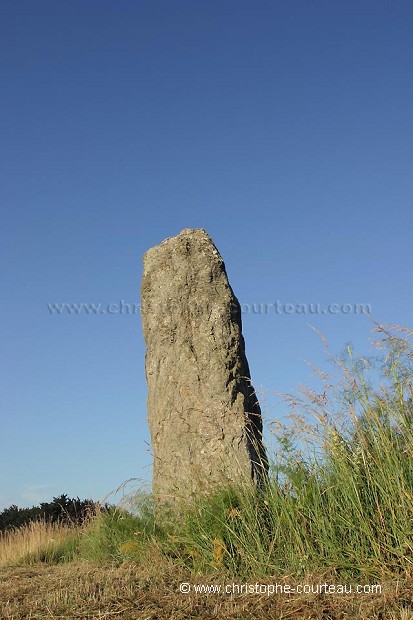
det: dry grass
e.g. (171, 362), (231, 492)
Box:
(0, 520), (78, 567)
(0, 560), (412, 620)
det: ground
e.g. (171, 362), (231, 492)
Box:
(1, 562), (412, 620)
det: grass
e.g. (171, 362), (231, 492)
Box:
(0, 519), (80, 567)
(1, 323), (413, 618)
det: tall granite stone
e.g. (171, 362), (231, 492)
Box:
(141, 228), (267, 503)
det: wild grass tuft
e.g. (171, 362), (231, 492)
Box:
(0, 520), (80, 567)
(78, 494), (166, 564)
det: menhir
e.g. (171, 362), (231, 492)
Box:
(140, 228), (268, 503)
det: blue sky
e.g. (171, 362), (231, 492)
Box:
(1, 0), (412, 511)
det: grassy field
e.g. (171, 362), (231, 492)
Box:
(1, 324), (413, 619)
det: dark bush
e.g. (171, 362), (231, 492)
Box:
(0, 494), (108, 532)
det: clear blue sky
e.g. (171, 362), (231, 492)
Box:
(1, 0), (412, 511)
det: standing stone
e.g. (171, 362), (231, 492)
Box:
(141, 228), (267, 503)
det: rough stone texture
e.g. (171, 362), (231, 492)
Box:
(141, 228), (268, 503)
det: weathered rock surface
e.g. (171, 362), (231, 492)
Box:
(141, 228), (267, 502)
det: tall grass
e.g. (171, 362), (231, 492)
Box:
(78, 499), (163, 564)
(100, 323), (412, 579)
(0, 520), (80, 567)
